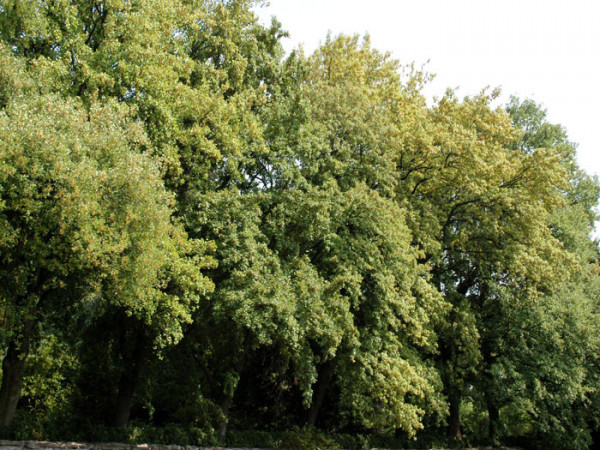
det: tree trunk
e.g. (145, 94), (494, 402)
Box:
(0, 319), (35, 428)
(486, 394), (500, 443)
(218, 395), (233, 440)
(307, 358), (336, 427)
(447, 388), (462, 441)
(113, 326), (147, 429)
(218, 338), (250, 439)
(113, 368), (138, 429)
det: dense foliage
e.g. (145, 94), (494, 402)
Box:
(1, 1), (599, 448)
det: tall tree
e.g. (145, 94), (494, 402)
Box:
(0, 45), (211, 427)
(471, 98), (600, 447)
(262, 35), (448, 435)
(388, 88), (576, 440)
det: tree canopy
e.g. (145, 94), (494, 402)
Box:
(0, 1), (598, 448)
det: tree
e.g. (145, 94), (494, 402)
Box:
(0, 0), (277, 429)
(470, 98), (600, 447)
(263, 35), (447, 435)
(386, 87), (576, 440)
(0, 45), (211, 427)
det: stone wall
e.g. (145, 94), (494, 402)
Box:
(0, 442), (261, 450)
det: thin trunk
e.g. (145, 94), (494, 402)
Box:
(0, 319), (35, 428)
(113, 326), (147, 429)
(480, 282), (500, 442)
(486, 394), (500, 443)
(113, 368), (138, 429)
(447, 388), (462, 441)
(218, 396), (233, 440)
(307, 358), (336, 427)
(218, 338), (250, 439)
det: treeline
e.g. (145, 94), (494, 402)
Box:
(1, 1), (599, 448)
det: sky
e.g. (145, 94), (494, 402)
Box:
(254, 0), (600, 179)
